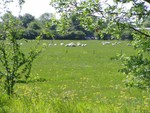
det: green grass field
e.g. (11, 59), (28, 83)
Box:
(0, 40), (149, 113)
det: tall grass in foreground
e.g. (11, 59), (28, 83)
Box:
(0, 87), (149, 113)
(0, 40), (150, 113)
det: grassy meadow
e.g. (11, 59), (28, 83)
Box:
(0, 40), (150, 113)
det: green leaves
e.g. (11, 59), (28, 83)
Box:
(121, 52), (150, 89)
(0, 13), (42, 96)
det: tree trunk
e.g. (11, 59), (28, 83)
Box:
(5, 76), (15, 97)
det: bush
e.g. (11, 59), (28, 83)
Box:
(121, 30), (133, 40)
(63, 30), (86, 40)
(23, 29), (40, 39)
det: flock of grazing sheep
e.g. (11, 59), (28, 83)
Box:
(101, 41), (121, 46)
(101, 41), (132, 46)
(16, 41), (133, 48)
(49, 42), (87, 47)
(47, 41), (132, 47)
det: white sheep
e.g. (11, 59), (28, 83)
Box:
(102, 41), (111, 45)
(81, 44), (87, 47)
(60, 43), (64, 46)
(77, 42), (81, 46)
(112, 43), (116, 46)
(65, 42), (76, 47)
(127, 43), (132, 46)
(49, 43), (53, 46)
(117, 42), (121, 44)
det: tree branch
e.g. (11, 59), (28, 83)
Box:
(130, 26), (150, 38)
(144, 0), (150, 4)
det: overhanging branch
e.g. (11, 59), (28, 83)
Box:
(130, 26), (150, 38)
(144, 0), (150, 4)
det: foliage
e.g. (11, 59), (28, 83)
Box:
(22, 21), (41, 39)
(22, 28), (40, 39)
(19, 13), (35, 28)
(0, 12), (41, 96)
(120, 52), (150, 89)
(121, 30), (133, 40)
(28, 21), (41, 30)
(39, 13), (54, 24)
(120, 29), (150, 90)
(1, 2), (134, 40)
(143, 15), (150, 27)
(63, 30), (86, 40)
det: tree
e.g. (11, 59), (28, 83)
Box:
(23, 20), (41, 39)
(50, 0), (150, 90)
(0, 1), (42, 97)
(19, 13), (35, 28)
(39, 13), (53, 24)
(28, 21), (41, 30)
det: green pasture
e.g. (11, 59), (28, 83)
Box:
(0, 40), (149, 113)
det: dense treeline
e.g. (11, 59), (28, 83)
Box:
(0, 12), (149, 40)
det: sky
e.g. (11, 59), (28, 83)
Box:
(2, 0), (149, 19)
(6, 0), (131, 18)
(7, 0), (56, 18)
